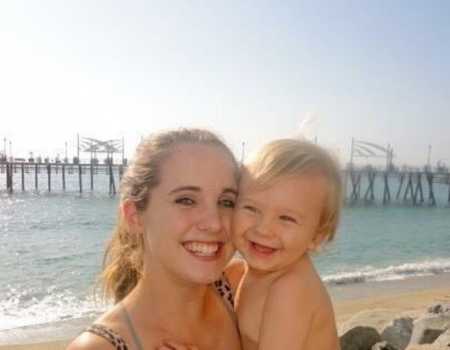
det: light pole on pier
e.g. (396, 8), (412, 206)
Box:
(349, 137), (355, 169)
(427, 144), (432, 169)
(122, 137), (125, 164)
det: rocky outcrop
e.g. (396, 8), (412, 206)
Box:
(340, 304), (450, 350)
(409, 313), (450, 345)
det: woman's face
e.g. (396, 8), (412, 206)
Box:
(139, 143), (238, 284)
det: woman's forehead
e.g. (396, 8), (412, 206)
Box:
(158, 144), (237, 190)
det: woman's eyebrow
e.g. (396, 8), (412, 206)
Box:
(168, 186), (238, 196)
(223, 188), (238, 196)
(169, 186), (201, 194)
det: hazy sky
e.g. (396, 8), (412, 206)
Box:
(1, 1), (449, 167)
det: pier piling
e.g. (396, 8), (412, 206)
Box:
(426, 173), (436, 206)
(396, 173), (405, 200)
(90, 164), (94, 191)
(62, 164), (66, 191)
(21, 164), (25, 191)
(47, 164), (51, 192)
(383, 172), (391, 204)
(364, 171), (376, 202)
(78, 164), (83, 193)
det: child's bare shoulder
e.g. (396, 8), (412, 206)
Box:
(269, 258), (329, 311)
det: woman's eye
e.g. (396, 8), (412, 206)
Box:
(175, 197), (195, 206)
(219, 199), (235, 208)
(279, 215), (297, 224)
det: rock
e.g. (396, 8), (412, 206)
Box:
(381, 317), (414, 350)
(421, 329), (445, 344)
(410, 314), (450, 345)
(372, 341), (399, 350)
(428, 304), (443, 314)
(406, 345), (440, 350)
(427, 304), (450, 315)
(433, 328), (450, 348)
(340, 309), (400, 335)
(340, 326), (382, 350)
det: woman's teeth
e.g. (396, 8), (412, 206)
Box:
(184, 242), (220, 257)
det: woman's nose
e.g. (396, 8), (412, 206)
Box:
(196, 206), (223, 233)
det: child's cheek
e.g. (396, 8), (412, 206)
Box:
(231, 211), (246, 240)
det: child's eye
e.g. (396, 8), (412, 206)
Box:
(243, 205), (257, 213)
(279, 215), (297, 224)
(175, 197), (195, 206)
(219, 199), (235, 208)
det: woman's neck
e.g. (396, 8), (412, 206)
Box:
(123, 265), (210, 330)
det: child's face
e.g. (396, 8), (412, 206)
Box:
(232, 171), (328, 273)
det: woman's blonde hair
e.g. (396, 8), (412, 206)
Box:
(101, 128), (238, 303)
(246, 138), (343, 242)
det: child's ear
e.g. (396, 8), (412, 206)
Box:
(308, 230), (328, 252)
(122, 200), (145, 234)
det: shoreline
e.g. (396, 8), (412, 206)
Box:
(1, 273), (450, 350)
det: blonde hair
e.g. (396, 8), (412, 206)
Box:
(246, 138), (343, 242)
(102, 128), (238, 303)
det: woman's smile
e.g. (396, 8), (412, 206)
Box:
(182, 240), (224, 259)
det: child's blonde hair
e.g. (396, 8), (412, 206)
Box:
(246, 138), (343, 242)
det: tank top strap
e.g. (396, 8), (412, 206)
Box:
(85, 324), (129, 350)
(119, 303), (145, 350)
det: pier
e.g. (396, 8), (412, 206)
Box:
(1, 161), (450, 207)
(1, 161), (124, 196)
(1, 136), (449, 207)
(344, 168), (450, 207)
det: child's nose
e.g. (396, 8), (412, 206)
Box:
(255, 217), (275, 237)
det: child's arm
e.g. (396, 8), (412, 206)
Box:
(223, 257), (247, 295)
(257, 272), (339, 350)
(258, 273), (313, 350)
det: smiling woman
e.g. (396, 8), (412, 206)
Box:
(67, 128), (242, 350)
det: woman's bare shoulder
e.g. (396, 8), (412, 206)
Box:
(66, 306), (127, 350)
(66, 331), (115, 350)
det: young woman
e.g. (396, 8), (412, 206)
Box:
(68, 129), (242, 350)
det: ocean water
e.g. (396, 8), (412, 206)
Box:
(0, 169), (450, 342)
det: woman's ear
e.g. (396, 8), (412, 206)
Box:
(122, 200), (144, 234)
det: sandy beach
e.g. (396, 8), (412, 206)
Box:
(1, 273), (449, 350)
